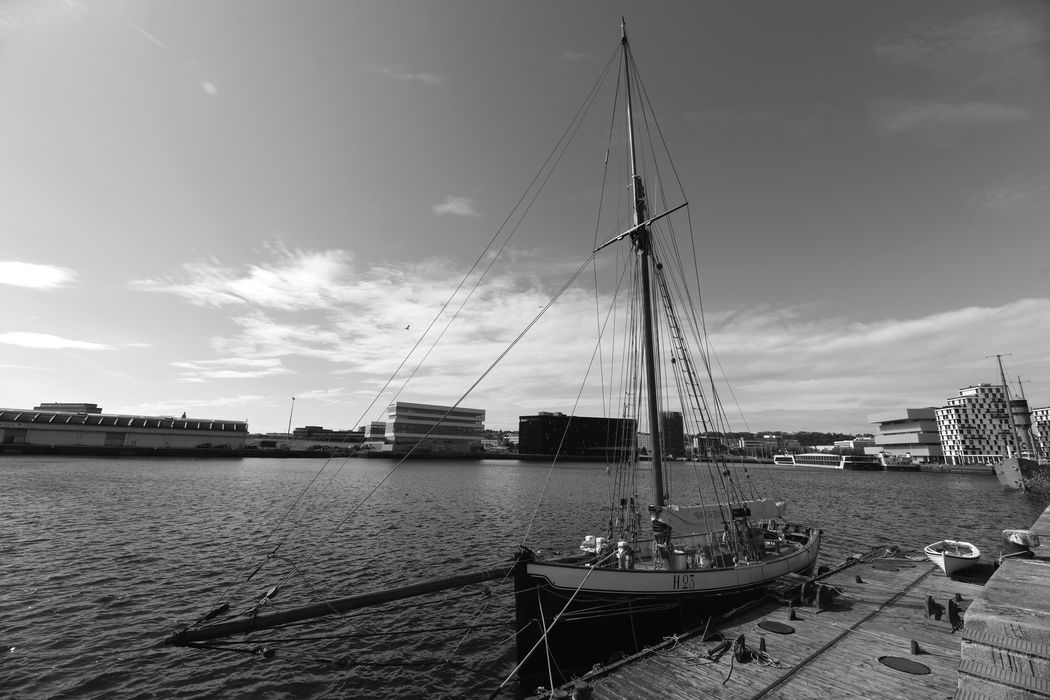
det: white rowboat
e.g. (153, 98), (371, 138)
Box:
(924, 539), (980, 577)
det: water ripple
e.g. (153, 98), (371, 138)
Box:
(1, 456), (1044, 699)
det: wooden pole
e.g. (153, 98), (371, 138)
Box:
(166, 563), (516, 645)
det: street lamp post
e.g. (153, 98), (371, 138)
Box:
(287, 397), (296, 437)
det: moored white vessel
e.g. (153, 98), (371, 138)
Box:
(924, 539), (980, 577)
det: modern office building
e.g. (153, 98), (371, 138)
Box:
(934, 384), (1028, 464)
(1032, 406), (1050, 458)
(518, 412), (636, 459)
(379, 402), (485, 455)
(868, 408), (943, 463)
(291, 425), (365, 444)
(660, 411), (685, 458)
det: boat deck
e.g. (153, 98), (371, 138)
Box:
(545, 553), (988, 700)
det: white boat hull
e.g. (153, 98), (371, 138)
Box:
(513, 526), (820, 681)
(525, 533), (818, 596)
(924, 539), (980, 577)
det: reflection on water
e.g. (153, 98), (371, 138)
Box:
(1, 456), (1045, 699)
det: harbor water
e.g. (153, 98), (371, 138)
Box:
(3, 455), (1046, 699)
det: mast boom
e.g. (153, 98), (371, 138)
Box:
(166, 564), (515, 645)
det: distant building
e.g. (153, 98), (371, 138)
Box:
(660, 411), (685, 458)
(1032, 406), (1050, 458)
(868, 408), (943, 463)
(380, 402), (485, 455)
(935, 384), (1028, 464)
(1, 404), (247, 450)
(518, 412), (635, 459)
(833, 436), (876, 451)
(692, 433), (730, 457)
(290, 425), (364, 445)
(35, 402), (102, 414)
(736, 436), (781, 458)
(637, 431), (652, 456)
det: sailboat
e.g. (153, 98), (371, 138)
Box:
(506, 22), (820, 681)
(163, 21), (820, 690)
(990, 354), (1050, 491)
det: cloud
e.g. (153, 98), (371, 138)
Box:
(371, 65), (443, 85)
(172, 356), (292, 381)
(0, 261), (76, 288)
(869, 99), (1027, 137)
(433, 196), (479, 218)
(201, 80), (218, 96)
(0, 332), (107, 350)
(126, 242), (1050, 432)
(562, 51), (588, 61)
(0, 0), (78, 31)
(874, 10), (1050, 90)
(971, 182), (1049, 213)
(119, 395), (270, 417)
(130, 244), (356, 310)
(695, 298), (1050, 431)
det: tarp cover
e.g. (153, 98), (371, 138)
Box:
(655, 498), (787, 533)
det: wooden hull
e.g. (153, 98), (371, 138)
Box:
(513, 527), (820, 683)
(924, 540), (980, 577)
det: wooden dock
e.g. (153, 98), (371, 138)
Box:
(547, 554), (987, 700)
(958, 504), (1050, 699)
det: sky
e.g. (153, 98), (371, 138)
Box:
(2, 0), (1049, 434)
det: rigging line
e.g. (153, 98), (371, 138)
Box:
(219, 72), (654, 606)
(200, 621), (509, 646)
(630, 49), (769, 490)
(440, 598), (497, 667)
(254, 54), (624, 591)
(540, 594), (556, 698)
(591, 44), (623, 464)
(520, 251), (633, 547)
(438, 572), (531, 668)
(385, 44), (619, 415)
(286, 255), (602, 588)
(206, 453), (347, 613)
(352, 44), (622, 430)
(386, 79), (608, 413)
(493, 549), (617, 694)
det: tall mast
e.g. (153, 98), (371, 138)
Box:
(1015, 375), (1037, 457)
(990, 354), (1022, 458)
(621, 20), (665, 506)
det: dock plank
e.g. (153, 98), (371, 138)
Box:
(580, 556), (983, 700)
